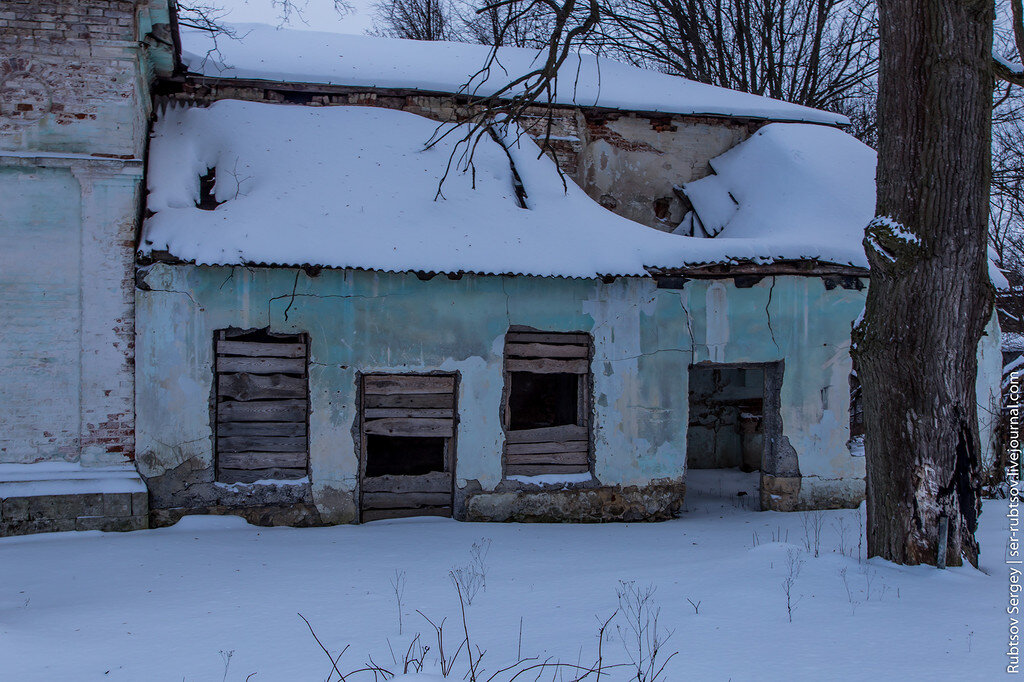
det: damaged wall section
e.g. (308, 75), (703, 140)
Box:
(136, 264), (881, 525)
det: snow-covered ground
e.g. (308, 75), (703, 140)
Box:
(0, 470), (1011, 681)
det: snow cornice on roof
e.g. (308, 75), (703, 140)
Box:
(139, 104), (875, 279)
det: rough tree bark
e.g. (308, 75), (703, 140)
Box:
(852, 0), (996, 566)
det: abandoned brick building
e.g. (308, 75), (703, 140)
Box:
(0, 2), (1004, 534)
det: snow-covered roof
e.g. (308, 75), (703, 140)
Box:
(681, 124), (876, 267)
(180, 24), (847, 126)
(141, 101), (882, 278)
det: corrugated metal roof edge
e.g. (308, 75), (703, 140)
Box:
(138, 252), (869, 281)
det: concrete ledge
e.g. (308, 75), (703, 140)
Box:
(0, 491), (148, 536)
(0, 463), (149, 536)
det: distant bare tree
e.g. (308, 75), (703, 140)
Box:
(372, 0), (459, 41)
(592, 0), (879, 111)
(176, 0), (353, 35)
(456, 0), (558, 46)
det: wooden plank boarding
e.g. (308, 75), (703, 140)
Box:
(506, 440), (588, 455)
(363, 417), (454, 437)
(363, 375), (455, 395)
(214, 332), (310, 483)
(505, 331), (590, 345)
(506, 451), (589, 466)
(505, 425), (588, 443)
(217, 356), (306, 375)
(218, 373), (306, 401)
(505, 358), (589, 374)
(506, 464), (590, 476)
(504, 342), (589, 358)
(217, 467), (307, 484)
(218, 435), (307, 453)
(361, 472), (452, 494)
(362, 491), (452, 509)
(217, 421), (306, 438)
(362, 506), (451, 522)
(363, 408), (454, 419)
(218, 399), (307, 423)
(358, 374), (457, 521)
(218, 451), (308, 469)
(216, 340), (306, 358)
(363, 393), (453, 409)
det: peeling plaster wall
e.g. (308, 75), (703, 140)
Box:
(579, 114), (752, 230)
(685, 276), (868, 508)
(137, 265), (879, 522)
(0, 1), (174, 470)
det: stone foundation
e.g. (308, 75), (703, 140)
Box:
(462, 479), (686, 523)
(150, 503), (323, 528)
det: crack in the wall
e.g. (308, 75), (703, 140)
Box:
(765, 276), (779, 350)
(266, 290), (417, 323)
(604, 348), (691, 363)
(147, 287), (199, 306)
(679, 294), (696, 365)
(500, 278), (511, 323)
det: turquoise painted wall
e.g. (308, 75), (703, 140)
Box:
(136, 264), (885, 517)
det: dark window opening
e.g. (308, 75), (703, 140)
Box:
(196, 167), (221, 211)
(507, 372), (579, 429)
(365, 435), (446, 477)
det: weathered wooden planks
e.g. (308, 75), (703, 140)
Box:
(505, 331), (590, 345)
(218, 451), (308, 469)
(362, 506), (452, 521)
(363, 408), (454, 419)
(216, 421), (307, 438)
(217, 356), (306, 375)
(218, 399), (307, 422)
(506, 451), (589, 466)
(216, 340), (306, 358)
(218, 435), (307, 453)
(217, 466), (307, 483)
(362, 491), (452, 509)
(361, 472), (452, 494)
(359, 375), (457, 520)
(506, 358), (589, 374)
(363, 375), (455, 395)
(363, 417), (454, 437)
(506, 440), (588, 455)
(363, 393), (453, 409)
(505, 342), (589, 358)
(505, 425), (588, 443)
(215, 333), (310, 482)
(501, 331), (592, 478)
(218, 373), (306, 401)
(506, 464), (591, 476)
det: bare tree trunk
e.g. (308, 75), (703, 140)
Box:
(852, 0), (996, 567)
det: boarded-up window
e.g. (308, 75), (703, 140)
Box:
(359, 374), (457, 521)
(215, 329), (309, 483)
(502, 328), (592, 477)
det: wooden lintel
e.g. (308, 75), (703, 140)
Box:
(648, 261), (869, 280)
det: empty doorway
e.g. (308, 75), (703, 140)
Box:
(686, 362), (784, 509)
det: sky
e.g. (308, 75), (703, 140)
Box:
(204, 0), (377, 34)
